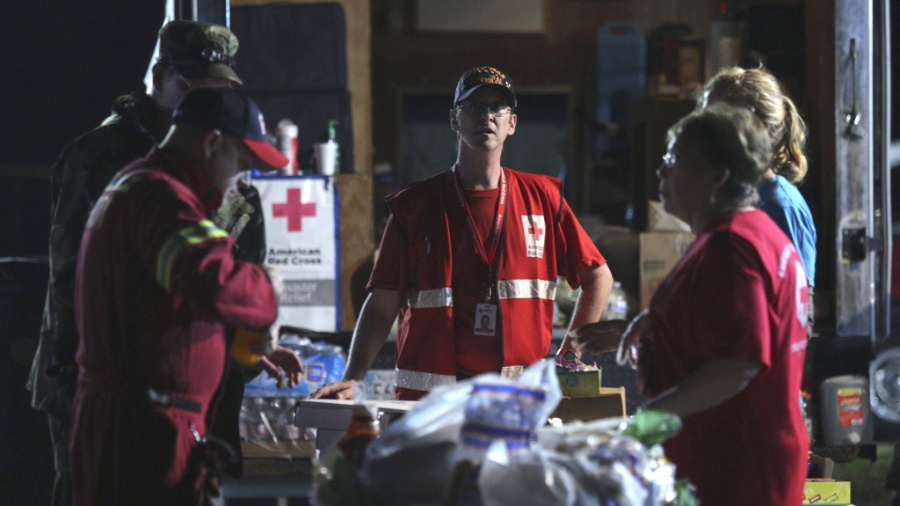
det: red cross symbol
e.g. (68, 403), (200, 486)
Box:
(272, 188), (316, 232)
(528, 220), (543, 242)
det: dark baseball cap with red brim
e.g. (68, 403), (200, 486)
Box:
(172, 87), (288, 171)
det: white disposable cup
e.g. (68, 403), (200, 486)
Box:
(276, 120), (299, 175)
(314, 142), (338, 175)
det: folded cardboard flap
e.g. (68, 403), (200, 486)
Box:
(557, 369), (603, 398)
(807, 454), (835, 479)
(550, 387), (626, 422)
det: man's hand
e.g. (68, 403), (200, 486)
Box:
(310, 380), (358, 400)
(568, 319), (629, 355)
(260, 345), (303, 388)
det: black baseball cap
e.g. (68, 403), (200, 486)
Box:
(453, 66), (517, 110)
(158, 20), (243, 85)
(173, 88), (288, 171)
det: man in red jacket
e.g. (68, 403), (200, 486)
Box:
(313, 67), (613, 401)
(69, 87), (300, 505)
(28, 21), (244, 504)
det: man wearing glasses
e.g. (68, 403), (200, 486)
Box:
(27, 20), (242, 506)
(313, 66), (614, 401)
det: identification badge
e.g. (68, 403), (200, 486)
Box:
(474, 303), (498, 336)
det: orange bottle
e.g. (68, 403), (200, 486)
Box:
(337, 403), (381, 468)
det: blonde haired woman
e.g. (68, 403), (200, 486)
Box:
(700, 66), (817, 329)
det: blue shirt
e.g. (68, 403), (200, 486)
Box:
(758, 174), (817, 286)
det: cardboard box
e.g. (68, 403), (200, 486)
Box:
(647, 200), (691, 232)
(550, 387), (626, 422)
(557, 369), (603, 398)
(639, 232), (694, 308)
(802, 480), (851, 505)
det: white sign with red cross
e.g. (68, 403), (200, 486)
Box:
(521, 214), (545, 258)
(254, 175), (340, 331)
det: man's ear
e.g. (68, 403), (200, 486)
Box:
(151, 63), (167, 90)
(202, 129), (225, 159)
(506, 113), (517, 136)
(449, 108), (459, 132)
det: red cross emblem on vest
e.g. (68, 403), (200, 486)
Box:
(528, 221), (543, 243)
(521, 214), (546, 258)
(272, 188), (317, 232)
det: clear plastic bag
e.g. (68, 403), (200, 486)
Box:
(359, 359), (561, 506)
(320, 359), (690, 506)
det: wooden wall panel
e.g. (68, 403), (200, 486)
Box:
(232, 0), (374, 329)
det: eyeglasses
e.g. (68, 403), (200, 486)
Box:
(458, 102), (513, 118)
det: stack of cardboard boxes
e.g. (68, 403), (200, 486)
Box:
(553, 368), (627, 422)
(639, 201), (694, 308)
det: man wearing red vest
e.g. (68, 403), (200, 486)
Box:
(314, 67), (613, 401)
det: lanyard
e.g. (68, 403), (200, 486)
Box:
(450, 165), (508, 301)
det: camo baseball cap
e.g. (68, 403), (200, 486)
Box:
(453, 66), (517, 110)
(158, 20), (242, 85)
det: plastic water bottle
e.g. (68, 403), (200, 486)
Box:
(603, 281), (629, 320)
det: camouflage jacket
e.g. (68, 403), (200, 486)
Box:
(27, 92), (170, 420)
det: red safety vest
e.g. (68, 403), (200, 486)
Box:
(386, 168), (565, 399)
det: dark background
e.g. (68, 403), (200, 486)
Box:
(0, 3), (164, 503)
(1, 1), (899, 504)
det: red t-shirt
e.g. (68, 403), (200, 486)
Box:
(645, 209), (809, 505)
(370, 183), (603, 377)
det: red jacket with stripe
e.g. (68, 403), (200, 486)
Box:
(71, 148), (277, 504)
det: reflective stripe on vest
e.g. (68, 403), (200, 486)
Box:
(497, 279), (556, 301)
(395, 365), (528, 392)
(156, 220), (229, 292)
(407, 287), (453, 308)
(395, 368), (455, 392)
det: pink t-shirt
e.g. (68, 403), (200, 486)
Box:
(644, 209), (809, 505)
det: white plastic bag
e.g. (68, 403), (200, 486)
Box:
(359, 359), (561, 505)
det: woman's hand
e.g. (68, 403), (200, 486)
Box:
(616, 309), (651, 368)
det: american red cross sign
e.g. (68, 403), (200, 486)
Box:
(254, 176), (340, 331)
(272, 188), (317, 232)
